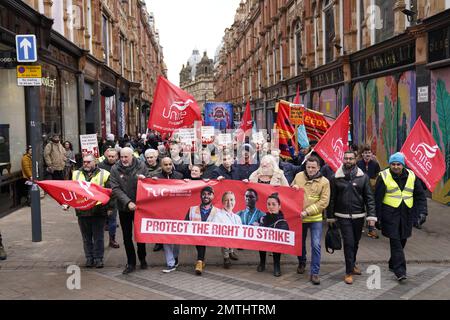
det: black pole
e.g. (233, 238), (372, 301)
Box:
(25, 85), (42, 242)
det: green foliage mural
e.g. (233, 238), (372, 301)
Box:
(434, 79), (450, 182)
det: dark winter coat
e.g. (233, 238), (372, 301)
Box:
(154, 170), (184, 180)
(202, 163), (218, 179)
(357, 159), (381, 179)
(279, 161), (302, 185)
(260, 211), (289, 230)
(234, 163), (259, 180)
(327, 166), (376, 220)
(211, 164), (240, 180)
(375, 168), (427, 240)
(109, 157), (148, 212)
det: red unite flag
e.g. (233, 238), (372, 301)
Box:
(147, 76), (202, 133)
(293, 85), (300, 104)
(314, 106), (350, 172)
(239, 101), (253, 132)
(36, 180), (112, 211)
(400, 117), (446, 192)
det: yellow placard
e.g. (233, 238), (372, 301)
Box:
(16, 65), (42, 78)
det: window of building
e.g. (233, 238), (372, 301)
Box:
(102, 14), (109, 65)
(266, 54), (270, 86)
(323, 0), (335, 64)
(295, 22), (302, 76)
(375, 0), (395, 43)
(120, 34), (125, 76)
(273, 46), (276, 84)
(86, 0), (92, 53)
(279, 38), (283, 81)
(130, 43), (134, 82)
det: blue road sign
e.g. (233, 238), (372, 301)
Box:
(15, 35), (38, 63)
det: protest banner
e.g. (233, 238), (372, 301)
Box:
(204, 102), (234, 130)
(135, 179), (303, 255)
(80, 134), (99, 158)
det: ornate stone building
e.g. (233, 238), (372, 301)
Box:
(215, 0), (450, 204)
(21, 0), (167, 138)
(180, 50), (215, 113)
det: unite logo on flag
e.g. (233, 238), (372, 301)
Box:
(332, 137), (344, 161)
(408, 142), (439, 174)
(400, 117), (446, 192)
(162, 99), (194, 122)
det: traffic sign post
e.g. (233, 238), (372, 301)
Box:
(17, 65), (42, 86)
(15, 35), (38, 63)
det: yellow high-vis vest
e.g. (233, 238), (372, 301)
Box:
(380, 168), (415, 208)
(72, 169), (110, 206)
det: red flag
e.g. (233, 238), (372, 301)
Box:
(276, 101), (295, 159)
(400, 117), (446, 192)
(293, 85), (300, 104)
(303, 109), (330, 141)
(147, 76), (202, 133)
(314, 106), (350, 172)
(239, 101), (253, 132)
(36, 180), (112, 211)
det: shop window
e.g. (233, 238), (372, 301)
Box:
(375, 0), (395, 43)
(40, 63), (61, 140)
(295, 22), (302, 76)
(323, 0), (335, 64)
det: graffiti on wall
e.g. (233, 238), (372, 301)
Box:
(431, 69), (450, 205)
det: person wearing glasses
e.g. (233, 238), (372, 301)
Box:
(64, 154), (111, 269)
(326, 150), (377, 285)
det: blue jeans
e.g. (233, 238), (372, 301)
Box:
(78, 216), (106, 260)
(163, 244), (180, 267)
(298, 221), (323, 275)
(107, 209), (118, 238)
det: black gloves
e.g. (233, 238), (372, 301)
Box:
(414, 213), (427, 229)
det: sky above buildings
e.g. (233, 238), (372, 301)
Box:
(147, 0), (242, 85)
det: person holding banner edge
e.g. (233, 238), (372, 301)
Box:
(291, 156), (330, 285)
(374, 152), (427, 281)
(185, 186), (220, 275)
(257, 193), (289, 277)
(110, 147), (150, 275)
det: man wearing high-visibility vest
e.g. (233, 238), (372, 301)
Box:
(375, 152), (427, 282)
(67, 153), (111, 269)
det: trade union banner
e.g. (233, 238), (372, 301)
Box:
(135, 179), (304, 255)
(36, 180), (112, 210)
(204, 102), (234, 130)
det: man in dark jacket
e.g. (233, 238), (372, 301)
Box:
(211, 153), (240, 180)
(169, 143), (190, 178)
(235, 144), (258, 180)
(375, 152), (427, 282)
(65, 154), (110, 268)
(199, 148), (217, 179)
(98, 148), (120, 249)
(152, 157), (183, 272)
(327, 150), (377, 285)
(109, 147), (149, 274)
(144, 149), (161, 177)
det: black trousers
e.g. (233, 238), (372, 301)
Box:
(51, 170), (64, 180)
(196, 246), (206, 261)
(389, 238), (407, 277)
(337, 217), (364, 274)
(119, 210), (146, 266)
(259, 251), (281, 265)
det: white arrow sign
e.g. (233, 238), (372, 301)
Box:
(20, 38), (32, 60)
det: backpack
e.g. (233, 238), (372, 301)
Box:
(325, 223), (342, 254)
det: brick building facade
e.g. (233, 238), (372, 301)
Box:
(215, 0), (450, 204)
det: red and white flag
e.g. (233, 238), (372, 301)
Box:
(147, 76), (202, 133)
(293, 84), (301, 104)
(400, 117), (446, 192)
(36, 180), (112, 211)
(314, 106), (350, 172)
(239, 101), (253, 132)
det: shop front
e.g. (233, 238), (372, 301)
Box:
(350, 34), (417, 170)
(426, 10), (450, 204)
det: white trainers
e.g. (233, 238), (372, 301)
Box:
(162, 265), (177, 273)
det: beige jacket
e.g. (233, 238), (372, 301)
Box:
(291, 171), (330, 223)
(44, 141), (66, 171)
(249, 169), (289, 186)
